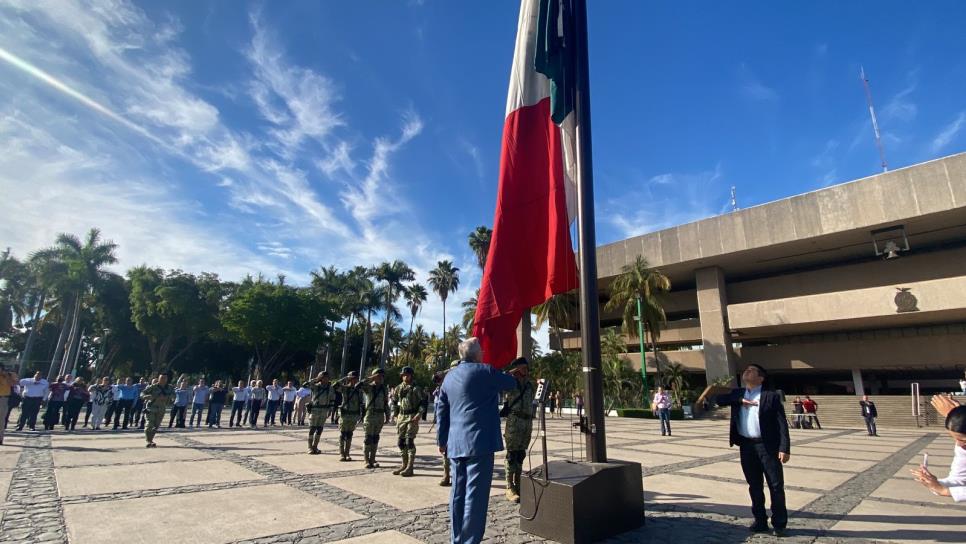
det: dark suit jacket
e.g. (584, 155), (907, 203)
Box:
(716, 388), (790, 455)
(860, 400), (878, 418)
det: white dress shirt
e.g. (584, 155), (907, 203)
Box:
(266, 385), (282, 401)
(296, 387), (311, 398)
(282, 387), (297, 402)
(939, 445), (966, 502)
(232, 387), (250, 402)
(19, 378), (49, 398)
(738, 386), (762, 439)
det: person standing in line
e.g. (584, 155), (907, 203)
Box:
(653, 386), (673, 437)
(132, 377), (148, 429)
(303, 372), (336, 454)
(802, 396), (821, 429)
(436, 338), (519, 543)
(141, 373), (175, 447)
(249, 380), (266, 428)
(43, 375), (69, 430)
(281, 381), (297, 425)
(333, 371), (363, 461)
(717, 364), (791, 537)
(112, 377), (137, 430)
(190, 379), (209, 427)
(62, 378), (89, 431)
(391, 366), (426, 477)
(89, 377), (113, 431)
(169, 379), (190, 428)
(16, 372), (48, 431)
(0, 365), (18, 443)
(294, 383), (311, 426)
(229, 380), (250, 428)
(264, 379), (282, 426)
(358, 368), (390, 468)
(207, 380), (227, 428)
(859, 395), (878, 436)
(502, 357), (534, 503)
(103, 380), (118, 428)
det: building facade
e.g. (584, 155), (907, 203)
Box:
(560, 153), (966, 394)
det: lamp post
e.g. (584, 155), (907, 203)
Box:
(635, 297), (648, 406)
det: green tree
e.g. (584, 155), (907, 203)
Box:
(374, 260), (415, 369)
(532, 290), (577, 352)
(461, 289), (478, 332)
(310, 265), (345, 372)
(467, 226), (492, 270)
(403, 283), (428, 336)
(428, 260), (459, 366)
(337, 266), (371, 377)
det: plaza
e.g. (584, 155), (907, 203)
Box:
(0, 416), (959, 544)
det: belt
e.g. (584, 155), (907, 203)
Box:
(739, 435), (763, 443)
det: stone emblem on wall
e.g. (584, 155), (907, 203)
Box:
(894, 287), (919, 313)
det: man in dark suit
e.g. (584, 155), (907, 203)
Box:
(717, 364), (791, 536)
(859, 395), (878, 436)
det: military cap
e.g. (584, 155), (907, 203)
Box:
(370, 368), (385, 376)
(507, 357), (529, 369)
(346, 371), (359, 378)
(400, 366), (415, 376)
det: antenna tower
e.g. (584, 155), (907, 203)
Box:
(860, 66), (889, 172)
(730, 185), (738, 212)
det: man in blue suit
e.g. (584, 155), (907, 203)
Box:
(436, 337), (521, 544)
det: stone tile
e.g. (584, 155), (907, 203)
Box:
(643, 473), (819, 518)
(674, 438), (737, 450)
(325, 468), (502, 512)
(63, 483), (363, 544)
(621, 443), (728, 458)
(51, 436), (178, 450)
(783, 453), (876, 473)
(329, 530), (424, 543)
(869, 476), (957, 505)
(255, 453), (370, 475)
(191, 432), (300, 445)
(682, 461), (857, 490)
(53, 446), (211, 467)
(0, 472), (11, 500)
(827, 498), (966, 543)
(203, 439), (324, 456)
(605, 448), (697, 467)
(0, 453), (19, 470)
(795, 446), (891, 461)
(55, 459), (263, 496)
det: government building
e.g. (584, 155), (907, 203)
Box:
(560, 152), (966, 396)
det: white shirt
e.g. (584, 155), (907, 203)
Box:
(738, 386), (762, 439)
(232, 387), (250, 402)
(939, 445), (966, 502)
(652, 392), (671, 410)
(192, 385), (209, 404)
(296, 387), (311, 398)
(266, 385), (282, 401)
(282, 387), (297, 402)
(19, 378), (49, 398)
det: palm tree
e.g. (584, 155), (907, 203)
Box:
(461, 289), (478, 332)
(467, 226), (492, 270)
(403, 284), (428, 335)
(374, 260), (415, 369)
(357, 286), (390, 376)
(339, 267), (371, 377)
(532, 290), (578, 352)
(428, 260), (460, 365)
(405, 324), (430, 360)
(0, 249), (28, 333)
(310, 265), (343, 371)
(16, 251), (68, 375)
(604, 255), (671, 392)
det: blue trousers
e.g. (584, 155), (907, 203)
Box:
(449, 454), (494, 544)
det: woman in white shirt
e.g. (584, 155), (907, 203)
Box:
(912, 396), (966, 502)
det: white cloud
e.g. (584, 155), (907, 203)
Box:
(738, 63), (778, 102)
(882, 80), (918, 123)
(931, 112), (966, 154)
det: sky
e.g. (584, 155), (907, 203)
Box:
(2, 0), (966, 344)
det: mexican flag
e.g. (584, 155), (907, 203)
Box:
(473, 0), (579, 368)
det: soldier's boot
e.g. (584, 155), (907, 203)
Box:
(439, 459), (451, 487)
(344, 437), (353, 461)
(400, 449), (415, 477)
(363, 444), (373, 468)
(392, 451), (408, 475)
(338, 437), (347, 461)
(510, 472), (521, 503)
(505, 473), (518, 502)
(307, 430), (315, 453)
(311, 431), (323, 454)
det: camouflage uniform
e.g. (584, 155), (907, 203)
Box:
(303, 379), (336, 454)
(503, 364), (535, 502)
(334, 379), (363, 461)
(141, 382), (175, 447)
(391, 370), (425, 477)
(359, 370), (390, 468)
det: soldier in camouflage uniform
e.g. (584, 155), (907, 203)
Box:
(391, 366), (425, 477)
(433, 361), (461, 486)
(333, 371), (363, 461)
(303, 371), (336, 455)
(502, 357), (535, 503)
(358, 368), (389, 468)
(141, 372), (176, 448)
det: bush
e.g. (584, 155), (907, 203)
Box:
(616, 408), (684, 419)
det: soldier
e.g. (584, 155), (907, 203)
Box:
(434, 361), (460, 486)
(391, 366), (425, 477)
(303, 371), (336, 455)
(358, 368), (390, 468)
(334, 371), (363, 461)
(141, 372), (176, 448)
(502, 357), (535, 503)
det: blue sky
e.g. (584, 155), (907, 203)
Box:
(2, 1), (966, 340)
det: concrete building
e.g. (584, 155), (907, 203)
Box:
(560, 153), (966, 394)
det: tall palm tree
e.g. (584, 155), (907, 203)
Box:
(403, 283), (428, 336)
(405, 324), (430, 360)
(16, 251), (68, 375)
(428, 260), (460, 365)
(467, 226), (492, 270)
(374, 260), (415, 369)
(532, 290), (578, 352)
(310, 265), (344, 371)
(339, 267), (371, 377)
(357, 285), (390, 376)
(604, 255), (671, 391)
(461, 290), (478, 332)
(0, 249), (28, 333)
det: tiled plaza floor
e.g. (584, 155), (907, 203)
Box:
(0, 416), (959, 544)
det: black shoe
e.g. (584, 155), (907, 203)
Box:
(773, 527), (787, 537)
(749, 522), (769, 533)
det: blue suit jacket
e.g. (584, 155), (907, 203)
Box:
(436, 361), (517, 459)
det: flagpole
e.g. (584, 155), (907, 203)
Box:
(573, 0), (606, 464)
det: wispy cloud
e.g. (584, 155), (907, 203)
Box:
(738, 63), (778, 102)
(931, 112), (966, 154)
(460, 139), (485, 180)
(882, 78), (918, 122)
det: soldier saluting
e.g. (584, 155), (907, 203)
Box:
(303, 371), (336, 455)
(391, 366), (426, 477)
(333, 371), (363, 461)
(502, 357), (535, 503)
(358, 368), (390, 469)
(141, 372), (176, 448)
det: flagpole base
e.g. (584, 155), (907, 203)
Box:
(519, 460), (644, 544)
